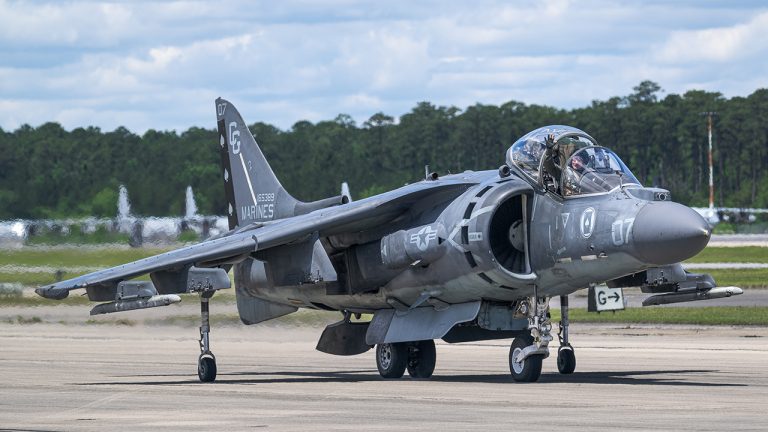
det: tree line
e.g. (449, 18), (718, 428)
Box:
(0, 81), (766, 220)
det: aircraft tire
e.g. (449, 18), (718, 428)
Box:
(406, 340), (436, 379)
(376, 343), (407, 379)
(198, 355), (217, 382)
(557, 346), (576, 374)
(509, 335), (543, 382)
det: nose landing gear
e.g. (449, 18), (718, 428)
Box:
(556, 294), (576, 375)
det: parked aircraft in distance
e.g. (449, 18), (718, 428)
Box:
(115, 185), (229, 244)
(692, 206), (766, 226)
(36, 98), (743, 383)
(0, 186), (228, 246)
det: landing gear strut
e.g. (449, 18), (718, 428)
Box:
(557, 295), (576, 374)
(197, 291), (217, 382)
(509, 287), (552, 382)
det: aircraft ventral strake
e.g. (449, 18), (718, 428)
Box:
(37, 99), (744, 383)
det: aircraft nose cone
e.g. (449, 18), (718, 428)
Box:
(632, 202), (711, 266)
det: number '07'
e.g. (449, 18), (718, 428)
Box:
(611, 218), (635, 246)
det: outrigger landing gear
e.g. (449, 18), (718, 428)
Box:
(197, 291), (217, 382)
(557, 295), (576, 374)
(509, 287), (552, 382)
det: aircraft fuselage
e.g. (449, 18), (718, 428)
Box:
(235, 170), (709, 313)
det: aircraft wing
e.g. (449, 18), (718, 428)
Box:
(36, 179), (472, 301)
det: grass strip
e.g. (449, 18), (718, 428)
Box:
(687, 247), (768, 264)
(0, 247), (169, 268)
(684, 268), (768, 288)
(553, 306), (768, 326)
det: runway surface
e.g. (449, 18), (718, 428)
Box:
(1, 322), (767, 431)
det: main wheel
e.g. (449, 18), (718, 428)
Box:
(406, 340), (436, 379)
(509, 335), (543, 382)
(376, 343), (407, 379)
(557, 346), (576, 374)
(198, 355), (217, 382)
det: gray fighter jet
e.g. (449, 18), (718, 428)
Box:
(36, 99), (743, 383)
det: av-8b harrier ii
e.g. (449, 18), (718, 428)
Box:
(37, 99), (743, 383)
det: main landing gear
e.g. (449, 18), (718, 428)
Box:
(376, 340), (436, 379)
(197, 291), (217, 382)
(372, 294), (578, 383)
(509, 292), (551, 382)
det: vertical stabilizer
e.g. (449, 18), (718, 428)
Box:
(215, 98), (300, 229)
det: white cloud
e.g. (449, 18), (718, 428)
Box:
(656, 11), (768, 63)
(0, 0), (766, 133)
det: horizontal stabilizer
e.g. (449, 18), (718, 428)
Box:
(642, 286), (743, 306)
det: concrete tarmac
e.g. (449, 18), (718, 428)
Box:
(1, 322), (767, 431)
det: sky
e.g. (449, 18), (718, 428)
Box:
(1, 0), (767, 133)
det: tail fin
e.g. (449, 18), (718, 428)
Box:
(215, 98), (299, 229)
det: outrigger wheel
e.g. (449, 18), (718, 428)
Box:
(198, 353), (217, 382)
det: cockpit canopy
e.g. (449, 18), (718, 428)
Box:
(506, 125), (641, 197)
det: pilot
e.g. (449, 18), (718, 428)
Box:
(562, 153), (589, 196)
(569, 152), (587, 173)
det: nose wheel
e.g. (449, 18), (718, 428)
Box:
(197, 291), (217, 382)
(557, 346), (575, 374)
